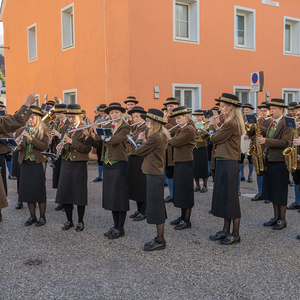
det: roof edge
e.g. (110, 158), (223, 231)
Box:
(0, 0), (7, 21)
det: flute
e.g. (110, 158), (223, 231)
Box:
(167, 122), (183, 132)
(130, 120), (144, 127)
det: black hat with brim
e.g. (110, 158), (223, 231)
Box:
(53, 104), (67, 113)
(30, 105), (45, 117)
(98, 104), (107, 112)
(124, 96), (139, 104)
(161, 107), (167, 111)
(141, 108), (166, 125)
(0, 101), (5, 108)
(170, 106), (192, 117)
(128, 106), (147, 115)
(192, 109), (204, 116)
(215, 93), (242, 107)
(242, 103), (254, 110)
(46, 100), (55, 106)
(212, 107), (219, 111)
(257, 102), (269, 109)
(163, 97), (180, 106)
(104, 102), (126, 114)
(266, 98), (288, 108)
(65, 104), (82, 115)
(288, 102), (298, 110)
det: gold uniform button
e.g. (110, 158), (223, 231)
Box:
(73, 156), (75, 158)
(21, 114), (24, 117)
(25, 111), (27, 114)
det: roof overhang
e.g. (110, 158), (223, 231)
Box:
(0, 0), (7, 21)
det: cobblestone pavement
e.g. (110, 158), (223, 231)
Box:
(1, 163), (300, 300)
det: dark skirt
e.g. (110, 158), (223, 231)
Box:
(12, 151), (19, 177)
(0, 154), (7, 195)
(211, 160), (241, 219)
(173, 161), (194, 209)
(19, 160), (46, 203)
(146, 174), (167, 224)
(52, 156), (62, 189)
(193, 147), (209, 179)
(103, 161), (129, 212)
(55, 160), (88, 206)
(97, 146), (103, 166)
(207, 142), (213, 161)
(128, 155), (146, 202)
(262, 161), (289, 205)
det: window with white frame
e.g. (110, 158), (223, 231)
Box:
(173, 84), (201, 112)
(174, 0), (199, 44)
(234, 87), (257, 110)
(284, 17), (300, 56)
(283, 89), (300, 105)
(234, 6), (256, 51)
(27, 24), (37, 61)
(63, 89), (77, 104)
(61, 4), (75, 49)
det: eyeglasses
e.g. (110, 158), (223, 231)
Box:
(67, 115), (76, 119)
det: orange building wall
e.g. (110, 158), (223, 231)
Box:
(2, 0), (300, 119)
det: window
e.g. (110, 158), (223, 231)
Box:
(234, 6), (256, 51)
(61, 4), (75, 49)
(284, 17), (300, 56)
(234, 86), (257, 110)
(173, 0), (199, 44)
(34, 94), (40, 106)
(63, 89), (77, 104)
(283, 89), (300, 105)
(173, 84), (201, 112)
(27, 24), (37, 61)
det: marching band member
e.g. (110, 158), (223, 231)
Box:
(84, 103), (131, 239)
(163, 97), (180, 203)
(55, 104), (92, 232)
(192, 110), (209, 192)
(209, 93), (244, 245)
(46, 100), (55, 109)
(169, 106), (196, 230)
(124, 96), (139, 124)
(127, 106), (148, 221)
(135, 109), (169, 251)
(81, 110), (91, 126)
(257, 98), (293, 230)
(16, 106), (49, 227)
(286, 102), (298, 118)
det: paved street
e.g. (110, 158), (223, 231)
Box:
(1, 162), (300, 300)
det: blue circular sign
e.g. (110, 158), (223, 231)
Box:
(252, 73), (258, 84)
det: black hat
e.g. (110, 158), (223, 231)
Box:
(46, 100), (55, 106)
(104, 102), (126, 114)
(65, 104), (82, 115)
(128, 106), (147, 115)
(267, 98), (288, 108)
(98, 104), (107, 112)
(141, 108), (166, 125)
(288, 102), (298, 110)
(242, 103), (254, 110)
(161, 107), (167, 111)
(163, 97), (180, 106)
(81, 110), (86, 114)
(170, 106), (192, 117)
(257, 102), (269, 109)
(215, 93), (242, 107)
(0, 101), (5, 108)
(192, 109), (204, 116)
(124, 96), (139, 104)
(53, 104), (67, 113)
(212, 107), (219, 111)
(30, 105), (45, 117)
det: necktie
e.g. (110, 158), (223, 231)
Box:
(59, 121), (64, 128)
(272, 121), (276, 128)
(111, 125), (115, 129)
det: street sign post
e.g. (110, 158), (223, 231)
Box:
(250, 71), (264, 93)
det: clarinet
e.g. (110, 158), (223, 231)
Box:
(47, 119), (60, 151)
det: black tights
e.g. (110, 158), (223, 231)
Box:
(156, 223), (165, 242)
(222, 218), (240, 237)
(112, 211), (127, 232)
(195, 178), (208, 188)
(28, 202), (46, 218)
(273, 204), (287, 222)
(180, 208), (191, 224)
(137, 202), (146, 215)
(64, 204), (85, 224)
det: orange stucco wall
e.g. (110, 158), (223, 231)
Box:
(2, 0), (300, 119)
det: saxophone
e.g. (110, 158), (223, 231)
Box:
(283, 128), (298, 173)
(247, 123), (264, 175)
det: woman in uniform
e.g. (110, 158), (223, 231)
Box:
(16, 105), (49, 226)
(168, 106), (196, 230)
(135, 109), (169, 251)
(209, 93), (244, 245)
(55, 104), (92, 232)
(127, 106), (148, 221)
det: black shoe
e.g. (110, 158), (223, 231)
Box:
(35, 217), (46, 227)
(164, 183), (168, 187)
(164, 196), (173, 203)
(210, 231), (228, 241)
(129, 211), (139, 218)
(238, 192), (241, 196)
(62, 221), (74, 230)
(248, 176), (253, 182)
(200, 187), (208, 193)
(208, 210), (212, 214)
(25, 216), (37, 226)
(264, 200), (271, 204)
(93, 177), (102, 182)
(170, 217), (182, 225)
(194, 185), (200, 192)
(174, 220), (191, 230)
(208, 172), (212, 177)
(16, 202), (23, 209)
(0, 210), (2, 222)
(241, 177), (245, 181)
(107, 229), (125, 239)
(263, 218), (278, 227)
(133, 213), (146, 221)
(55, 204), (64, 211)
(297, 235), (300, 240)
(8, 175), (17, 180)
(273, 220), (287, 230)
(220, 235), (241, 245)
(144, 239), (166, 251)
(287, 202), (300, 210)
(75, 222), (84, 232)
(251, 193), (262, 201)
(144, 237), (157, 247)
(104, 227), (115, 237)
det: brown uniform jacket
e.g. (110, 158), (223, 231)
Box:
(165, 117), (178, 167)
(60, 122), (92, 161)
(16, 126), (49, 164)
(136, 132), (167, 175)
(210, 118), (242, 170)
(0, 132), (12, 154)
(168, 123), (196, 162)
(86, 120), (131, 161)
(127, 122), (148, 156)
(194, 140), (207, 149)
(51, 119), (70, 153)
